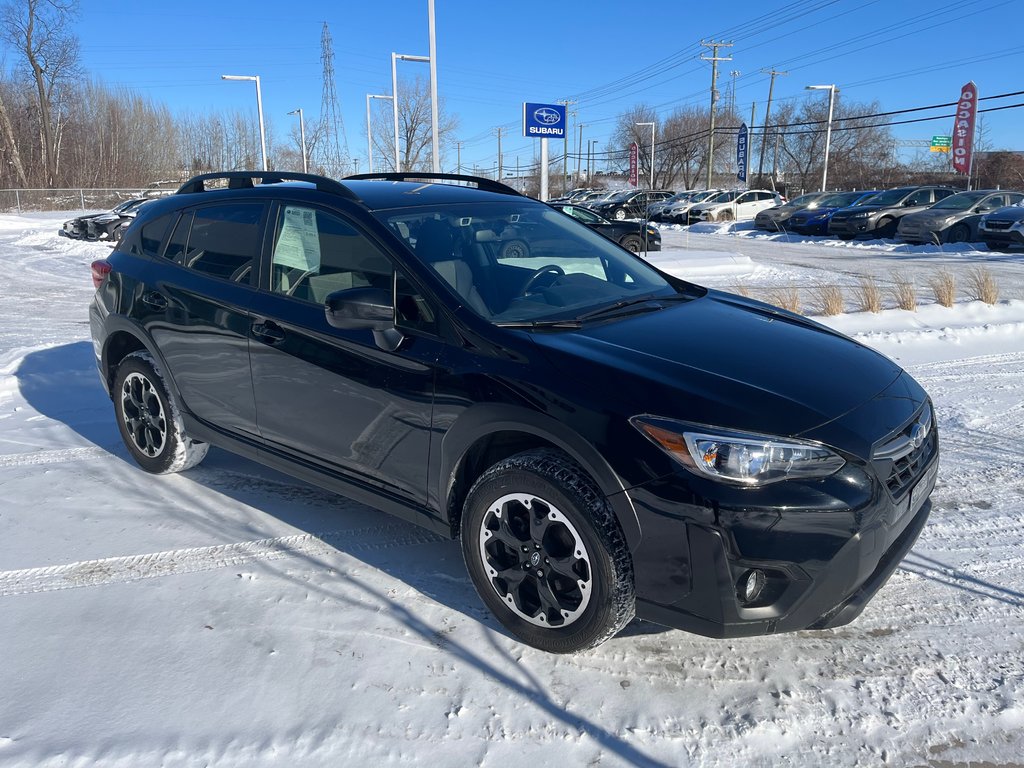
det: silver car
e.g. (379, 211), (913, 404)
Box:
(896, 190), (1024, 244)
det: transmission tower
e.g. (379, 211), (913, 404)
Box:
(315, 22), (351, 177)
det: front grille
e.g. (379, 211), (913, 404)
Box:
(984, 219), (1013, 231)
(873, 403), (937, 499)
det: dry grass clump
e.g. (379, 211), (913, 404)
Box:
(768, 286), (802, 314)
(928, 269), (956, 308)
(811, 282), (845, 315)
(966, 266), (999, 304)
(731, 280), (752, 298)
(856, 276), (883, 313)
(890, 272), (917, 311)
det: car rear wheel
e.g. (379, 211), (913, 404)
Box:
(946, 224), (970, 244)
(612, 208), (627, 220)
(620, 234), (642, 253)
(113, 351), (209, 474)
(461, 449), (635, 653)
(717, 210), (734, 222)
(499, 239), (530, 260)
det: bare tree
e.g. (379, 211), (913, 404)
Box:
(368, 75), (457, 172)
(1, 0), (80, 186)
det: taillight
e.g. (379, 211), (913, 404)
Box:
(91, 259), (112, 289)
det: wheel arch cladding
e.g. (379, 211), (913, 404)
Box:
(439, 404), (643, 549)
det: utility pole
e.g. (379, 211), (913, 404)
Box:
(494, 127), (504, 179)
(701, 40), (733, 190)
(577, 123), (585, 181)
(757, 68), (787, 188)
(729, 70), (741, 113)
(557, 98), (577, 193)
(455, 141), (463, 174)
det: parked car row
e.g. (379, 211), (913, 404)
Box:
(61, 197), (154, 242)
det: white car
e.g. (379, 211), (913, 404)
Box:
(662, 189), (723, 223)
(689, 189), (783, 224)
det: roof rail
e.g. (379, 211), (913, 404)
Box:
(344, 172), (523, 197)
(176, 170), (359, 201)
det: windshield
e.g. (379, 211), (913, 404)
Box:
(705, 190), (738, 204)
(605, 190), (633, 202)
(784, 192), (823, 210)
(866, 188), (913, 206)
(930, 191), (987, 210)
(375, 201), (681, 324)
(819, 191), (870, 208)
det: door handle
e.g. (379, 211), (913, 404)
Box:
(251, 321), (286, 344)
(142, 291), (167, 310)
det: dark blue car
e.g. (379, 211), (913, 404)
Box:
(787, 190), (879, 235)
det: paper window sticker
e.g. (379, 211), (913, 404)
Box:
(273, 206), (322, 271)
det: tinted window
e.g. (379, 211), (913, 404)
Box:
(163, 212), (192, 261)
(139, 214), (174, 258)
(185, 203), (264, 282)
(933, 188), (954, 201)
(269, 205), (392, 304)
(905, 190), (932, 206)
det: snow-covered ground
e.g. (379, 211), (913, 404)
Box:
(1, 213), (1022, 767)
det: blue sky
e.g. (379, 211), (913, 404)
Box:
(74, 0), (1023, 176)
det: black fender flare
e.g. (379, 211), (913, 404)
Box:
(439, 403), (643, 550)
(99, 315), (186, 410)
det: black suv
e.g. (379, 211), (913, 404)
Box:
(590, 189), (674, 220)
(827, 185), (956, 239)
(90, 171), (938, 654)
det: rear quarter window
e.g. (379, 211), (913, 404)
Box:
(134, 213), (175, 258)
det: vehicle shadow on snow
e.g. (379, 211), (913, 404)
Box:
(17, 343), (675, 764)
(14, 341), (123, 451)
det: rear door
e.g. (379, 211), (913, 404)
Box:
(247, 201), (440, 505)
(143, 201), (265, 440)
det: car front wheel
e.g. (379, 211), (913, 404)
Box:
(612, 208), (627, 220)
(620, 234), (642, 252)
(946, 224), (970, 243)
(113, 351), (209, 474)
(461, 449), (635, 653)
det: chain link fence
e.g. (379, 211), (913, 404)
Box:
(1, 188), (177, 214)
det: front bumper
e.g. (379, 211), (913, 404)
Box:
(622, 405), (938, 638)
(980, 227), (1024, 248)
(828, 216), (877, 236)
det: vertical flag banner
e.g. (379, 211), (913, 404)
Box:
(952, 82), (977, 176)
(629, 142), (639, 187)
(737, 123), (749, 183)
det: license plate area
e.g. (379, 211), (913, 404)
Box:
(908, 460), (938, 519)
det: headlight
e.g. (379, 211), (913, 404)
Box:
(850, 211), (871, 219)
(631, 417), (846, 486)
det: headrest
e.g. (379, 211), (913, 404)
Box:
(415, 218), (456, 264)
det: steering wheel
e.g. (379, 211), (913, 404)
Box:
(521, 264), (565, 295)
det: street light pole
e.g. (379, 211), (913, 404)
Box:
(366, 94), (394, 174)
(222, 74), (267, 171)
(427, 0), (440, 173)
(806, 84), (838, 192)
(287, 108), (307, 173)
(391, 52), (431, 172)
(636, 121), (655, 189)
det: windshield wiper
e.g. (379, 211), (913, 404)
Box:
(574, 293), (688, 323)
(495, 318), (582, 329)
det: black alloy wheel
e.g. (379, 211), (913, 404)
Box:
(112, 352), (209, 474)
(947, 224), (970, 244)
(461, 449), (635, 653)
(620, 234), (642, 253)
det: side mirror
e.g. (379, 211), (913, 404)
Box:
(324, 286), (404, 351)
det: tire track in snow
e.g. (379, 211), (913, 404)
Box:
(0, 445), (112, 468)
(0, 527), (446, 598)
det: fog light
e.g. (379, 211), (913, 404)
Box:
(740, 569), (766, 604)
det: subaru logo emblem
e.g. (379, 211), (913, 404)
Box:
(910, 422), (928, 450)
(534, 107), (561, 125)
(530, 551), (541, 567)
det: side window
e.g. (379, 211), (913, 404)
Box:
(396, 271), (438, 335)
(932, 188), (954, 202)
(905, 190), (931, 206)
(184, 203), (264, 283)
(269, 205), (393, 305)
(138, 214), (174, 258)
(737, 192), (754, 204)
(163, 212), (192, 262)
(758, 191), (776, 201)
(1007, 193), (1024, 206)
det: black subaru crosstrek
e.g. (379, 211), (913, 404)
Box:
(89, 171), (938, 654)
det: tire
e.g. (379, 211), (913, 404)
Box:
(461, 449), (635, 653)
(875, 217), (897, 238)
(613, 208), (627, 220)
(498, 239), (530, 260)
(620, 234), (642, 253)
(717, 209), (734, 222)
(946, 224), (970, 244)
(113, 351), (209, 474)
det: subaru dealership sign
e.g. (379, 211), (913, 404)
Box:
(523, 102), (566, 138)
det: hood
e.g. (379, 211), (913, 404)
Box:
(901, 209), (959, 226)
(984, 206), (1024, 222)
(531, 290), (903, 438)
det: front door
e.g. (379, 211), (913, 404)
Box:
(248, 202), (439, 505)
